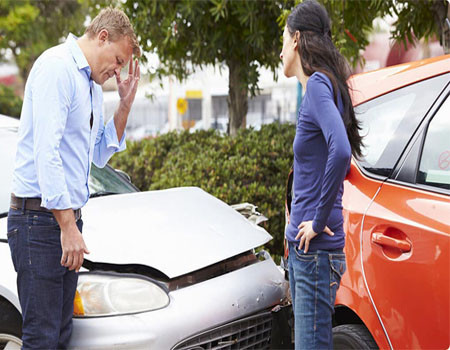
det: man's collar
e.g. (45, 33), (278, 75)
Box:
(66, 33), (91, 74)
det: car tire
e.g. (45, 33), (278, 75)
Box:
(0, 298), (22, 350)
(333, 324), (378, 350)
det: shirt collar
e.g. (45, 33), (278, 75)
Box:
(66, 33), (91, 77)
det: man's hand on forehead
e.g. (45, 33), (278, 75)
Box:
(116, 57), (140, 108)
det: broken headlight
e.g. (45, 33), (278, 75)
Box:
(74, 273), (169, 317)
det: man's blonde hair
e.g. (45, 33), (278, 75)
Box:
(85, 7), (140, 57)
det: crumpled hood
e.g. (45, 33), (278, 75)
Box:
(82, 187), (272, 279)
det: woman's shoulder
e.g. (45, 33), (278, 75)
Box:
(306, 71), (334, 98)
(307, 71), (332, 89)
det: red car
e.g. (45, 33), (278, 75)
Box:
(285, 55), (450, 349)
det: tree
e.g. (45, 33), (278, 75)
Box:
(381, 0), (448, 52)
(124, 0), (447, 135)
(319, 0), (449, 66)
(0, 0), (113, 83)
(123, 0), (296, 136)
(0, 85), (23, 118)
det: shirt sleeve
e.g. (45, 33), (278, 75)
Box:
(31, 56), (73, 210)
(92, 90), (126, 168)
(307, 73), (352, 234)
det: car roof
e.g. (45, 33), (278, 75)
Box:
(0, 114), (20, 128)
(349, 54), (450, 106)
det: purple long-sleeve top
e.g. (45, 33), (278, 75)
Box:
(286, 72), (352, 251)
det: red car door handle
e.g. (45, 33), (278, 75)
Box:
(372, 233), (412, 252)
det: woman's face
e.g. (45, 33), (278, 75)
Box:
(280, 26), (299, 78)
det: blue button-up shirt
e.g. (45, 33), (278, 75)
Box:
(12, 34), (126, 210)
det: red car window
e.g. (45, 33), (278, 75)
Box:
(355, 73), (449, 178)
(417, 96), (450, 190)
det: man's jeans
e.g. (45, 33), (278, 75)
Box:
(7, 208), (82, 350)
(288, 242), (346, 350)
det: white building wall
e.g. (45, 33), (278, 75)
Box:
(102, 63), (299, 137)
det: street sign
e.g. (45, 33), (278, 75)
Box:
(177, 98), (188, 115)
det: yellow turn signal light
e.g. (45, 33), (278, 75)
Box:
(73, 290), (85, 316)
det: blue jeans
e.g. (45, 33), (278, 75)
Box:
(288, 242), (346, 350)
(7, 208), (82, 350)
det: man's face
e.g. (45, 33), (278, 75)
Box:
(91, 30), (133, 85)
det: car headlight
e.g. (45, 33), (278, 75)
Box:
(73, 273), (169, 317)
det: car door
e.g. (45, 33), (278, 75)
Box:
(360, 80), (449, 349)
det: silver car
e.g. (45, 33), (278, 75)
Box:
(0, 115), (291, 349)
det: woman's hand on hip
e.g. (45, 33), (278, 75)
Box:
(296, 221), (334, 253)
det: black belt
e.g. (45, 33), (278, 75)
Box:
(10, 194), (82, 221)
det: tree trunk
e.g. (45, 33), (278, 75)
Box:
(13, 50), (33, 84)
(227, 59), (248, 136)
(431, 0), (449, 53)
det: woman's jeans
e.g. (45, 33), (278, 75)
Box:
(288, 242), (346, 350)
(7, 208), (83, 350)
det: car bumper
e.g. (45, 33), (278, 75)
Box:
(68, 258), (288, 349)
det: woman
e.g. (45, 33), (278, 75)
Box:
(280, 1), (363, 349)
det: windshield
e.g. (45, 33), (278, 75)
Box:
(88, 164), (137, 195)
(0, 125), (138, 215)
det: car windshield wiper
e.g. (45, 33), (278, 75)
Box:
(89, 191), (119, 198)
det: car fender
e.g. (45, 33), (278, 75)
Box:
(0, 284), (21, 314)
(0, 240), (21, 313)
(336, 284), (389, 349)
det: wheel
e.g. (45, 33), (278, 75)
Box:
(333, 324), (378, 350)
(0, 298), (22, 350)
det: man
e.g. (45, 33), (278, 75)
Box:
(7, 7), (140, 349)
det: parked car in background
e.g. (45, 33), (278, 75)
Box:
(285, 55), (449, 349)
(127, 123), (160, 140)
(0, 115), (291, 349)
(247, 117), (276, 131)
(190, 117), (229, 134)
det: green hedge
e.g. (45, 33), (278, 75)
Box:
(109, 123), (295, 261)
(0, 85), (23, 118)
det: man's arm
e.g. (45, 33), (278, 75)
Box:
(114, 58), (140, 140)
(92, 58), (140, 168)
(52, 209), (89, 272)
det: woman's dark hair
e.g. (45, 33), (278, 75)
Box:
(287, 0), (363, 158)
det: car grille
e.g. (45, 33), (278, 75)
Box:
(172, 311), (272, 350)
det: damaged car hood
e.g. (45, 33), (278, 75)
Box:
(82, 187), (272, 279)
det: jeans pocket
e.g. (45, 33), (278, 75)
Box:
(7, 214), (26, 272)
(291, 247), (318, 278)
(329, 254), (346, 306)
(293, 245), (317, 261)
(29, 224), (65, 277)
(7, 228), (18, 238)
(7, 229), (19, 272)
(29, 224), (61, 248)
(31, 212), (59, 229)
(7, 212), (25, 230)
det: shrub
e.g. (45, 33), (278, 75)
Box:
(0, 85), (23, 118)
(109, 123), (296, 261)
